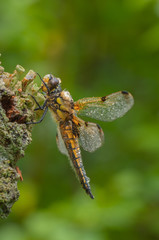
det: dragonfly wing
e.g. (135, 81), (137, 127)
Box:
(78, 121), (104, 152)
(74, 91), (134, 122)
(56, 126), (68, 156)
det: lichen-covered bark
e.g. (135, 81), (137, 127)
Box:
(0, 58), (45, 218)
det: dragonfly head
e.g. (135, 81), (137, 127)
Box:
(41, 74), (61, 93)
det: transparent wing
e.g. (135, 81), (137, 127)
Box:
(56, 126), (68, 156)
(78, 120), (104, 152)
(74, 91), (134, 122)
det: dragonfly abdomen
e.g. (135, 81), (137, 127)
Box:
(60, 121), (94, 199)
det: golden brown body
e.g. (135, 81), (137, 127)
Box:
(60, 120), (94, 198)
(47, 89), (94, 198)
(27, 73), (134, 199)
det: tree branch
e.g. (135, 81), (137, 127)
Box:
(0, 58), (45, 218)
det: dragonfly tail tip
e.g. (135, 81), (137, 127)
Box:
(87, 190), (94, 199)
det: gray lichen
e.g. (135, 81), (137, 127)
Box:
(0, 58), (45, 218)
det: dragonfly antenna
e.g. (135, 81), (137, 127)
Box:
(36, 72), (50, 94)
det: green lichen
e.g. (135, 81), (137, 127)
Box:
(0, 59), (45, 218)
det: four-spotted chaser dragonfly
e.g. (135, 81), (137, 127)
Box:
(27, 74), (134, 199)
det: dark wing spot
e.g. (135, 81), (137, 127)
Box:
(101, 96), (107, 102)
(121, 91), (131, 100)
(121, 91), (129, 95)
(96, 123), (102, 130)
(96, 123), (104, 136)
(85, 121), (88, 127)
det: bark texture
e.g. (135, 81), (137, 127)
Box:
(0, 58), (45, 218)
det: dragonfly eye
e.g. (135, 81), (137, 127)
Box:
(42, 74), (61, 92)
(49, 75), (61, 91)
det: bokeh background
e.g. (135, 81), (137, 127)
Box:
(1, 0), (159, 239)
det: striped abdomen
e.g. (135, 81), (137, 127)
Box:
(60, 121), (94, 199)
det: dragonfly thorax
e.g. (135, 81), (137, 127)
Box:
(48, 90), (74, 122)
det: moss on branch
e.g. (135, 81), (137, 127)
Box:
(0, 57), (45, 218)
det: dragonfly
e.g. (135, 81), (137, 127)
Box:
(27, 73), (134, 199)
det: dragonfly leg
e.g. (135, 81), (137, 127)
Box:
(34, 100), (47, 111)
(26, 107), (48, 125)
(36, 72), (50, 95)
(29, 94), (46, 110)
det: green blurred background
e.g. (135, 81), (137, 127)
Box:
(1, 0), (159, 239)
